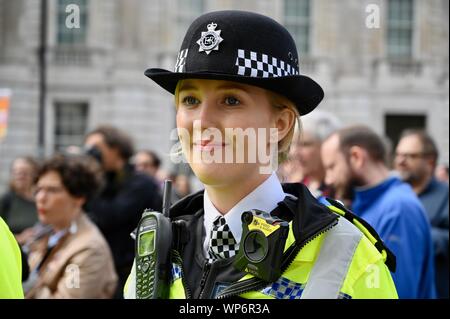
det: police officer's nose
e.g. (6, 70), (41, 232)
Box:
(197, 99), (219, 130)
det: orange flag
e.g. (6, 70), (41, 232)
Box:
(0, 89), (11, 141)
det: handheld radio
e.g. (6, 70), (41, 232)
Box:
(135, 180), (173, 299)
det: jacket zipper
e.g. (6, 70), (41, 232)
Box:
(198, 261), (211, 299)
(172, 250), (193, 299)
(216, 219), (338, 299)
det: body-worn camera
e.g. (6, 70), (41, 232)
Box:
(234, 209), (289, 282)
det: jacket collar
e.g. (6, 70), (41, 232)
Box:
(170, 183), (338, 247)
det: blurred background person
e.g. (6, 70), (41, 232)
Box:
(64, 145), (83, 156)
(84, 125), (162, 298)
(435, 163), (449, 184)
(24, 155), (117, 298)
(134, 150), (161, 180)
(283, 110), (340, 198)
(394, 129), (449, 298)
(173, 173), (192, 200)
(321, 125), (436, 299)
(134, 149), (194, 203)
(277, 153), (303, 184)
(0, 156), (39, 245)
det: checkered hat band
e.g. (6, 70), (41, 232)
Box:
(235, 49), (299, 78)
(174, 49), (189, 72)
(208, 216), (239, 262)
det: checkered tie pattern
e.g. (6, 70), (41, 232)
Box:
(208, 216), (239, 262)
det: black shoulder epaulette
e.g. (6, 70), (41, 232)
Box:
(325, 198), (396, 273)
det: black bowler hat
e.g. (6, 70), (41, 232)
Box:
(145, 10), (324, 115)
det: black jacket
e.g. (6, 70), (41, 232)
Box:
(169, 183), (338, 299)
(86, 165), (162, 272)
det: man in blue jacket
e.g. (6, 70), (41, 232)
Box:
(395, 129), (449, 298)
(321, 125), (436, 299)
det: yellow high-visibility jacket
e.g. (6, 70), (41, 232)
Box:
(0, 217), (24, 298)
(125, 184), (398, 299)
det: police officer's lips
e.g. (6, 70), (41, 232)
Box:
(193, 139), (227, 152)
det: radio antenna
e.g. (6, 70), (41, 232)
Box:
(162, 179), (172, 218)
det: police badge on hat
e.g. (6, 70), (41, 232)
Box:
(196, 22), (223, 55)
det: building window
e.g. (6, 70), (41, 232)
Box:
(385, 113), (426, 152)
(176, 0), (204, 47)
(54, 102), (88, 152)
(387, 0), (414, 58)
(57, 0), (88, 45)
(284, 0), (311, 55)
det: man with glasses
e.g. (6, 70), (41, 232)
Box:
(395, 129), (449, 298)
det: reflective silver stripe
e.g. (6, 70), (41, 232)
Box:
(301, 217), (362, 299)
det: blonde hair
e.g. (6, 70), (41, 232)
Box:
(266, 90), (300, 164)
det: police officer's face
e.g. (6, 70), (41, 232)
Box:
(176, 79), (288, 186)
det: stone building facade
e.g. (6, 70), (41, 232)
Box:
(0, 0), (448, 192)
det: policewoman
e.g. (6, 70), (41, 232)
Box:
(125, 10), (398, 299)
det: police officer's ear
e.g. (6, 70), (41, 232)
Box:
(274, 107), (296, 143)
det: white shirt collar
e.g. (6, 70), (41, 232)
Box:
(203, 172), (286, 255)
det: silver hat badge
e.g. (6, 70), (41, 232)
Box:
(196, 22), (223, 55)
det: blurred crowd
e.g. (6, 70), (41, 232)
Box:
(0, 119), (448, 299)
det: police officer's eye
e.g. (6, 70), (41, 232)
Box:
(182, 96), (200, 106)
(224, 96), (240, 106)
